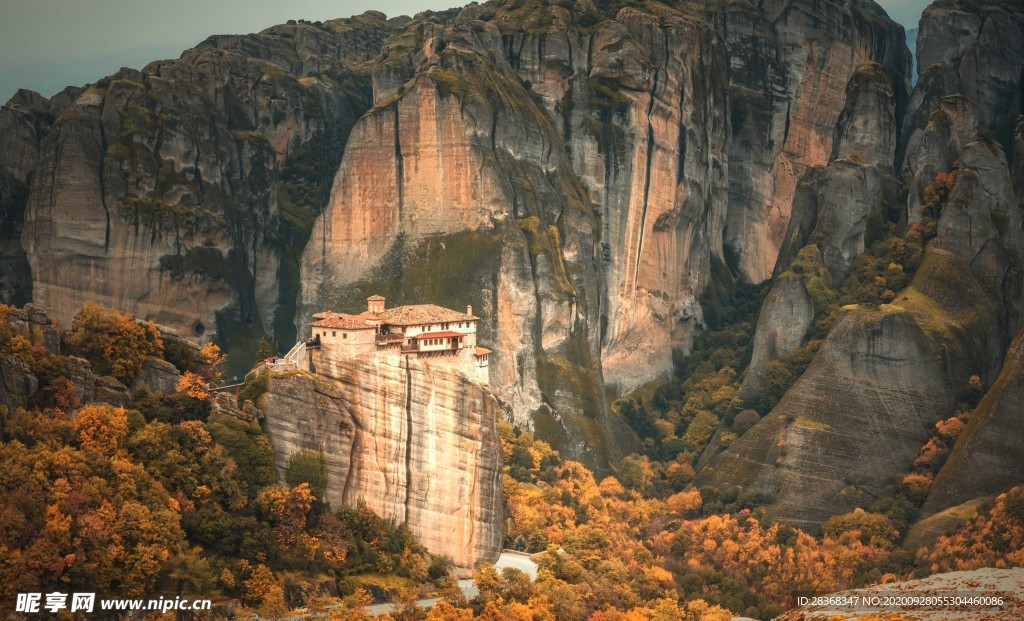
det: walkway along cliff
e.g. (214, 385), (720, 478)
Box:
(258, 296), (504, 569)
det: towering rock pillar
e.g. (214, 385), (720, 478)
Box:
(260, 348), (504, 569)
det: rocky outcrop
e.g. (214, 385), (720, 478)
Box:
(0, 0), (918, 467)
(0, 356), (38, 415)
(211, 390), (261, 423)
(3, 303), (62, 351)
(133, 357), (182, 395)
(0, 91), (52, 307)
(900, 1), (1024, 234)
(711, 0), (1024, 529)
(701, 237), (1008, 528)
(13, 13), (392, 367)
(0, 304), (182, 415)
(708, 0), (911, 282)
(902, 95), (984, 225)
(738, 270), (816, 401)
(777, 568), (1024, 620)
(701, 301), (958, 529)
(741, 62), (903, 400)
(903, 496), (989, 552)
(921, 329), (1024, 518)
(260, 348), (503, 569)
(901, 1), (1024, 166)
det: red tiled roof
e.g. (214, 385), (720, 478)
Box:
(474, 347), (491, 356)
(367, 295), (385, 301)
(310, 311), (376, 330)
(377, 304), (477, 326)
(412, 331), (464, 339)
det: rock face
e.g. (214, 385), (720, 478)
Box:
(901, 1), (1024, 164)
(702, 300), (959, 529)
(921, 329), (1024, 518)
(295, 0), (908, 466)
(8, 13), (392, 372)
(776, 568), (1024, 620)
(260, 347), (503, 569)
(709, 0), (910, 282)
(0, 91), (55, 307)
(703, 0), (1024, 530)
(741, 62), (903, 400)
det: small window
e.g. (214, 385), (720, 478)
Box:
(343, 333), (347, 339)
(332, 331), (336, 337)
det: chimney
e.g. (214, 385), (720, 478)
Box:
(467, 304), (473, 316)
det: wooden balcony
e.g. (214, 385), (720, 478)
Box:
(376, 332), (405, 343)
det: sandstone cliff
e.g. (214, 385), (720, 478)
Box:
(296, 0), (908, 467)
(701, 0), (1024, 529)
(920, 329), (1024, 518)
(901, 0), (1024, 165)
(708, 0), (910, 282)
(260, 348), (503, 569)
(0, 0), (925, 469)
(6, 13), (394, 378)
(741, 62), (903, 400)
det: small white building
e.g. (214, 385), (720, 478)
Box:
(308, 296), (490, 383)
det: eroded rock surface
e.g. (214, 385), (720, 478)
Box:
(260, 348), (503, 569)
(922, 329), (1024, 518)
(777, 568), (1024, 620)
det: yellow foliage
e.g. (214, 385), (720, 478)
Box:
(74, 404), (129, 455)
(177, 371), (209, 400)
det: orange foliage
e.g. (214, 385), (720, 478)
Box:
(934, 415), (966, 442)
(900, 473), (934, 503)
(198, 342), (226, 383)
(73, 404), (129, 455)
(665, 489), (702, 518)
(176, 371), (209, 400)
(917, 486), (1024, 572)
(66, 302), (163, 384)
(912, 437), (948, 470)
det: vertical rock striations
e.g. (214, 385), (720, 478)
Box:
(0, 0), (917, 468)
(15, 13), (394, 369)
(741, 62), (903, 400)
(298, 0), (909, 466)
(708, 0), (911, 282)
(703, 0), (1024, 529)
(260, 348), (503, 569)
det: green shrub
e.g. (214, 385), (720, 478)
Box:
(238, 366), (271, 406)
(286, 449), (328, 501)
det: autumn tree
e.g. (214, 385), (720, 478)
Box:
(74, 404), (129, 455)
(177, 371), (209, 400)
(244, 563), (288, 619)
(197, 342), (226, 384)
(917, 486), (1024, 572)
(66, 302), (163, 384)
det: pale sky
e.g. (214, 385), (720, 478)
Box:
(0, 0), (931, 104)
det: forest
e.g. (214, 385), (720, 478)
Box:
(0, 300), (1021, 620)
